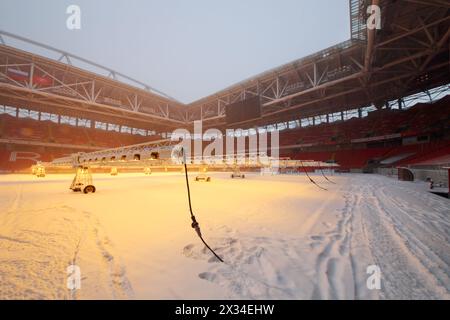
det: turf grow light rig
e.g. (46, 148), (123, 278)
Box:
(35, 139), (337, 193)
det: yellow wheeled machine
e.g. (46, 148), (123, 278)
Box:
(110, 167), (118, 176)
(195, 164), (211, 182)
(144, 167), (152, 175)
(70, 166), (96, 194)
(230, 164), (245, 179)
(32, 164), (46, 178)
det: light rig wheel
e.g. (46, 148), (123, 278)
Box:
(83, 185), (96, 194)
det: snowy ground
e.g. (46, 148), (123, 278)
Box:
(0, 172), (448, 300)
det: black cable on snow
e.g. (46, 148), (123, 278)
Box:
(181, 148), (224, 263)
(317, 161), (336, 184)
(299, 160), (327, 191)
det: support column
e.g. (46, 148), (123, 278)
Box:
(448, 168), (450, 198)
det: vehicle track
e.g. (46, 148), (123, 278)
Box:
(355, 176), (449, 299)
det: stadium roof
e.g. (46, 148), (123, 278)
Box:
(0, 0), (449, 131)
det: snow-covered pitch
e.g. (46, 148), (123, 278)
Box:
(0, 172), (448, 299)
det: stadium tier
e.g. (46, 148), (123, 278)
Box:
(278, 96), (450, 170)
(0, 114), (160, 171)
(280, 96), (450, 148)
(0, 95), (448, 172)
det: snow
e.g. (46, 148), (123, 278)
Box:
(0, 172), (449, 299)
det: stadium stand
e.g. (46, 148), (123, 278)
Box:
(0, 113), (160, 171)
(280, 96), (450, 170)
(0, 95), (448, 172)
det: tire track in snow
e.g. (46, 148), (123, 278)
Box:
(310, 188), (356, 300)
(372, 181), (450, 297)
(81, 212), (135, 299)
(357, 177), (449, 299)
(0, 201), (134, 299)
(0, 184), (24, 229)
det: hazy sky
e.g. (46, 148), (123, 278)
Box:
(0, 0), (349, 103)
